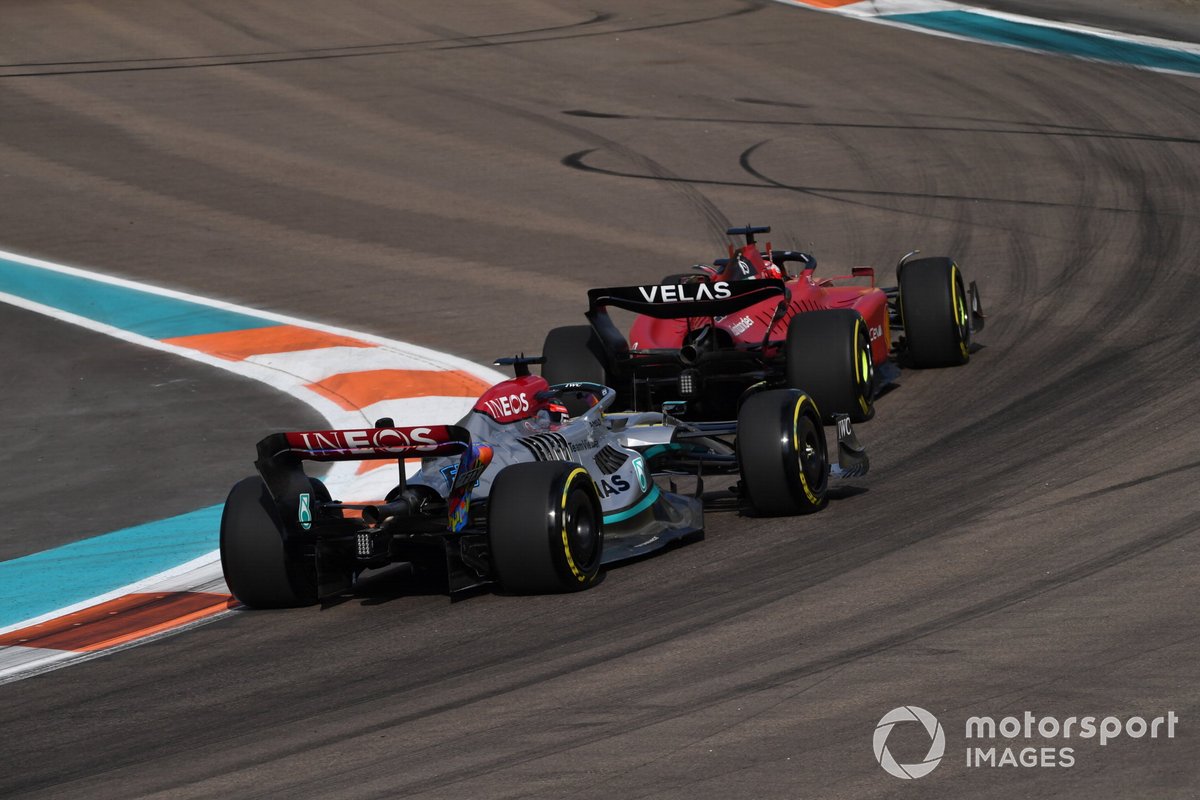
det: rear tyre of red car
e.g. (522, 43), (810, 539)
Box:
(898, 256), (971, 367)
(784, 309), (874, 423)
(489, 462), (603, 594)
(738, 389), (829, 516)
(541, 325), (609, 387)
(220, 476), (321, 609)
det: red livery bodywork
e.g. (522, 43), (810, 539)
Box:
(472, 373), (551, 424)
(541, 224), (982, 421)
(628, 242), (891, 368)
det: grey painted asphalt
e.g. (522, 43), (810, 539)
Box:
(1, 1), (1199, 797)
(0, 304), (322, 560)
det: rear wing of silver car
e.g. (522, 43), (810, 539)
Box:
(254, 424), (475, 537)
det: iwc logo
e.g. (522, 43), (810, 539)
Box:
(874, 706), (945, 779)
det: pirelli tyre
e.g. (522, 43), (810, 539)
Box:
(784, 309), (874, 423)
(220, 476), (326, 608)
(738, 389), (829, 516)
(489, 461), (603, 593)
(898, 256), (971, 367)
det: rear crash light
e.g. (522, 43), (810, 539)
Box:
(678, 369), (701, 398)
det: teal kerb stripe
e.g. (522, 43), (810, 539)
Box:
(0, 256), (278, 339)
(0, 505), (223, 630)
(603, 485), (662, 524)
(886, 11), (1200, 75)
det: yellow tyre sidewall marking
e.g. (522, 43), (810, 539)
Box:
(853, 317), (871, 415)
(853, 318), (863, 384)
(792, 395), (821, 506)
(561, 467), (591, 582)
(951, 265), (969, 359)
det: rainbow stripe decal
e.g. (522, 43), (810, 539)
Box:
(0, 249), (504, 683)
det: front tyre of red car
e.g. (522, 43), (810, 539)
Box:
(738, 389), (829, 516)
(898, 256), (971, 367)
(488, 462), (603, 593)
(220, 476), (321, 608)
(784, 308), (874, 423)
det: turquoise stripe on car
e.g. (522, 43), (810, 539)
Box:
(603, 485), (661, 524)
(641, 443), (690, 460)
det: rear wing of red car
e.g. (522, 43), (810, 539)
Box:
(586, 278), (786, 320)
(584, 279), (789, 363)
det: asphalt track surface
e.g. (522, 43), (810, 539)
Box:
(2, 1), (1199, 797)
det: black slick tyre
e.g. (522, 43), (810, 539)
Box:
(220, 476), (320, 608)
(541, 325), (608, 386)
(738, 389), (829, 516)
(898, 256), (971, 367)
(488, 462), (603, 594)
(784, 309), (874, 423)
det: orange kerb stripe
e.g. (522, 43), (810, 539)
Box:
(786, 0), (862, 6)
(0, 592), (237, 652)
(307, 369), (491, 411)
(162, 324), (371, 360)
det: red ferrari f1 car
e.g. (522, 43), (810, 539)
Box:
(541, 225), (984, 421)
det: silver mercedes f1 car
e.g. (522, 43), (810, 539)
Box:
(220, 356), (869, 608)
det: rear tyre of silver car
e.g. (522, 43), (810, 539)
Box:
(489, 462), (603, 593)
(220, 476), (322, 608)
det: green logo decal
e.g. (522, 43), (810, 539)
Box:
(632, 456), (648, 492)
(298, 492), (312, 530)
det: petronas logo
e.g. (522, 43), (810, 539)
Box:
(632, 457), (648, 492)
(298, 492), (312, 530)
